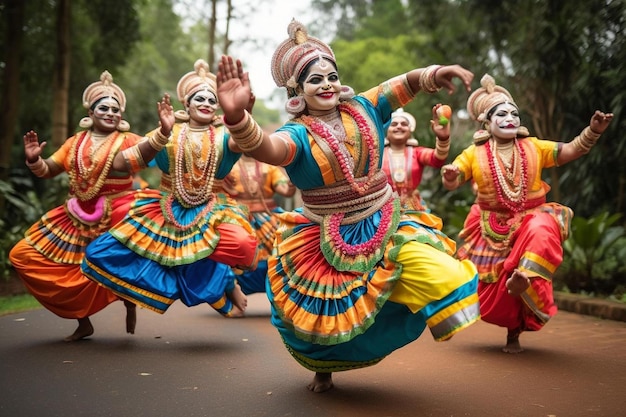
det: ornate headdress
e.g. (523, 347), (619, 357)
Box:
(176, 59), (217, 105)
(82, 70), (126, 111)
(80, 71), (129, 131)
(466, 74), (527, 144)
(271, 19), (336, 95)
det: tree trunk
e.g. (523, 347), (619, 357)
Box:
(0, 0), (24, 183)
(208, 0), (217, 71)
(51, 0), (71, 148)
(224, 0), (232, 54)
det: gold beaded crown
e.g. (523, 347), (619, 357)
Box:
(82, 71), (127, 111)
(466, 74), (517, 123)
(176, 59), (217, 105)
(271, 19), (336, 95)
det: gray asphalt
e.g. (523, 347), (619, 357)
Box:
(1, 293), (625, 417)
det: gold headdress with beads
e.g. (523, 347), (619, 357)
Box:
(176, 59), (217, 105)
(270, 19), (336, 96)
(82, 70), (127, 111)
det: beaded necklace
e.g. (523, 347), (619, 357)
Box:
(486, 138), (528, 212)
(162, 124), (218, 230)
(300, 102), (379, 195)
(68, 130), (120, 201)
(301, 102), (395, 259)
(239, 158), (262, 196)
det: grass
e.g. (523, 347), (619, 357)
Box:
(0, 294), (41, 316)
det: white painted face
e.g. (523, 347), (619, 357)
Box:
(301, 59), (341, 113)
(187, 89), (218, 125)
(488, 102), (520, 140)
(387, 116), (412, 146)
(90, 97), (122, 133)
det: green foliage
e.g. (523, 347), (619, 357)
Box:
(0, 173), (68, 280)
(0, 294), (41, 316)
(556, 212), (626, 296)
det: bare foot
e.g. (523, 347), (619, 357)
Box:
(64, 318), (94, 342)
(502, 328), (524, 353)
(228, 282), (248, 312)
(227, 305), (246, 318)
(506, 269), (530, 296)
(124, 300), (137, 334)
(307, 372), (334, 393)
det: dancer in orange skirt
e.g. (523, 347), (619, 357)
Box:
(10, 71), (171, 341)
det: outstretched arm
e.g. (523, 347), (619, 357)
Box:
(557, 110), (613, 165)
(217, 55), (294, 166)
(406, 65), (474, 95)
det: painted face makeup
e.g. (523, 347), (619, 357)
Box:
(489, 102), (520, 140)
(301, 59), (341, 113)
(187, 90), (218, 125)
(91, 97), (122, 133)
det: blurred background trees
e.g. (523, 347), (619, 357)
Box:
(0, 0), (624, 297)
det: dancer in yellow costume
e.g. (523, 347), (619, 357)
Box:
(442, 74), (613, 353)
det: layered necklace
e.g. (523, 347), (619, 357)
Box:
(300, 102), (395, 259)
(239, 158), (262, 196)
(162, 123), (218, 230)
(486, 138), (528, 212)
(68, 130), (119, 201)
(300, 102), (379, 195)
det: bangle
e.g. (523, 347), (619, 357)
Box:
(571, 126), (601, 154)
(419, 65), (442, 93)
(26, 157), (50, 177)
(225, 111), (264, 152)
(148, 129), (169, 151)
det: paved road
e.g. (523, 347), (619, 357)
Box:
(1, 293), (625, 417)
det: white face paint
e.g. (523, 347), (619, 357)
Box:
(90, 97), (122, 133)
(187, 89), (218, 126)
(387, 116), (412, 146)
(301, 59), (341, 114)
(488, 102), (520, 140)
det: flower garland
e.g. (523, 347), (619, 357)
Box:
(301, 101), (397, 260)
(324, 197), (395, 257)
(300, 102), (380, 196)
(67, 131), (120, 201)
(486, 138), (528, 213)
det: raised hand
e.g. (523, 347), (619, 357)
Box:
(589, 110), (613, 135)
(157, 93), (174, 136)
(435, 65), (475, 94)
(431, 103), (451, 141)
(217, 55), (252, 122)
(23, 130), (46, 163)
